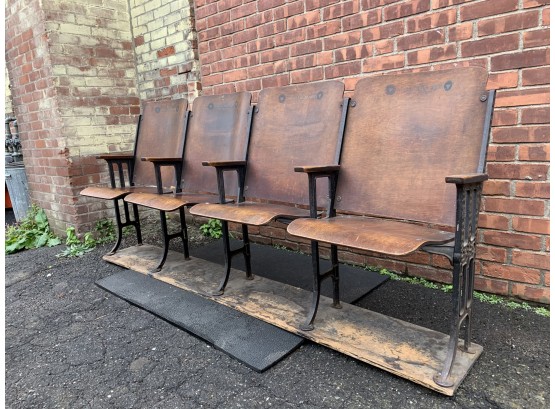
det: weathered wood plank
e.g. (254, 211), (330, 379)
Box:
(104, 245), (482, 396)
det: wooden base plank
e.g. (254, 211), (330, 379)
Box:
(104, 245), (482, 396)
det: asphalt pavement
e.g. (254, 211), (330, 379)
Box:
(5, 242), (550, 408)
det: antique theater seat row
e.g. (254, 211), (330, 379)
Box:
(81, 67), (495, 393)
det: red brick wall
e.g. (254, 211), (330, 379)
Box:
(6, 0), (140, 233)
(5, 0), (67, 231)
(192, 0), (550, 303)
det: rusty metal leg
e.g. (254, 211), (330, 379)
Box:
(300, 240), (321, 331)
(434, 183), (480, 387)
(330, 244), (341, 309)
(434, 254), (477, 388)
(241, 224), (253, 280)
(179, 207), (190, 260)
(434, 259), (463, 387)
(108, 199), (124, 255)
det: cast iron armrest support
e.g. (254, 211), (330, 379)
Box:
(97, 153), (135, 189)
(295, 165), (341, 218)
(432, 173), (488, 262)
(446, 172), (488, 261)
(431, 174), (488, 385)
(422, 172), (488, 262)
(203, 160), (248, 204)
(141, 156), (182, 194)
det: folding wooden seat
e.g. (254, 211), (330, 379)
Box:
(190, 81), (348, 295)
(124, 92), (252, 272)
(287, 68), (495, 387)
(81, 99), (188, 254)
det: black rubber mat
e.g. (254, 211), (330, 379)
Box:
(191, 239), (388, 304)
(98, 242), (387, 371)
(97, 270), (303, 372)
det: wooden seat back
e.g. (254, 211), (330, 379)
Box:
(180, 92), (252, 194)
(134, 99), (188, 187)
(336, 68), (490, 227)
(245, 81), (346, 206)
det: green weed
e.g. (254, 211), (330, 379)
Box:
(93, 219), (117, 244)
(56, 227), (96, 258)
(5, 205), (61, 254)
(200, 219), (223, 239)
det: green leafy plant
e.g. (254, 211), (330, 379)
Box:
(200, 219), (223, 239)
(65, 225), (81, 246)
(56, 227), (97, 258)
(5, 205), (61, 254)
(93, 219), (116, 244)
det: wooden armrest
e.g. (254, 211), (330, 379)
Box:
(96, 153), (134, 161)
(141, 157), (182, 163)
(294, 165), (340, 173)
(445, 173), (488, 184)
(202, 160), (247, 167)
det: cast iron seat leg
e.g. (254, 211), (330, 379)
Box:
(242, 224), (253, 280)
(433, 255), (477, 388)
(179, 207), (190, 260)
(462, 259), (476, 351)
(434, 181), (482, 387)
(150, 208), (190, 275)
(152, 210), (171, 275)
(132, 203), (143, 246)
(213, 222), (253, 296)
(213, 220), (233, 296)
(301, 242), (342, 332)
(434, 257), (463, 387)
(108, 199), (143, 255)
(330, 244), (341, 309)
(300, 241), (322, 331)
(108, 198), (124, 255)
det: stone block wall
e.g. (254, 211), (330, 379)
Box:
(129, 0), (202, 102)
(192, 0), (550, 303)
